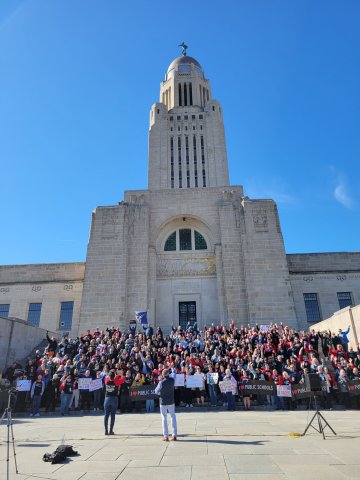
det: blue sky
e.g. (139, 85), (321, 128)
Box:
(0, 0), (359, 265)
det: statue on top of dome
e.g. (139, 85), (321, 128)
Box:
(178, 42), (188, 57)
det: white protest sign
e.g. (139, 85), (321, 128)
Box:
(276, 384), (292, 398)
(219, 379), (236, 394)
(206, 373), (219, 385)
(186, 374), (204, 389)
(89, 378), (103, 392)
(78, 377), (92, 390)
(16, 379), (32, 392)
(174, 374), (185, 387)
(259, 324), (271, 332)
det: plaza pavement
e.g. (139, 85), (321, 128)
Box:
(1, 409), (360, 479)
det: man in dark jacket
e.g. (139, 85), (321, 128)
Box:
(155, 368), (177, 441)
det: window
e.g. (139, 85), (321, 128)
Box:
(178, 136), (182, 188)
(164, 232), (176, 251)
(164, 230), (207, 251)
(195, 231), (207, 250)
(170, 116), (173, 121)
(185, 136), (190, 188)
(193, 135), (198, 187)
(189, 83), (193, 106)
(0, 304), (10, 318)
(337, 292), (353, 309)
(179, 229), (192, 250)
(170, 137), (174, 188)
(201, 135), (206, 187)
(27, 303), (42, 327)
(178, 84), (182, 106)
(59, 301), (74, 330)
(303, 293), (321, 323)
(199, 115), (203, 119)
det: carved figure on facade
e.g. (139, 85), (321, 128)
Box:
(252, 208), (268, 232)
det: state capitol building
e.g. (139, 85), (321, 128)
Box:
(1, 48), (359, 335)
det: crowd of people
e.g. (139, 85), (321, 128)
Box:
(2, 321), (360, 416)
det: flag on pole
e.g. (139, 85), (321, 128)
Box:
(135, 311), (148, 325)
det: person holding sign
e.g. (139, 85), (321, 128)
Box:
(103, 370), (125, 435)
(155, 368), (177, 441)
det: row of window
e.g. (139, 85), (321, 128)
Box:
(0, 301), (74, 330)
(170, 134), (206, 189)
(170, 114), (204, 121)
(304, 292), (353, 322)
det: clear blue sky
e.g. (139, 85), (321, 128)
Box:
(0, 0), (359, 265)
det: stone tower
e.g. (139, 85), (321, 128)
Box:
(148, 54), (229, 190)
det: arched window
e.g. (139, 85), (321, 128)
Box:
(163, 229), (208, 251)
(164, 231), (176, 251)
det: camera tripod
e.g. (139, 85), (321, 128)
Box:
(302, 393), (336, 440)
(0, 390), (19, 479)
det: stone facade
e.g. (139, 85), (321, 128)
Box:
(0, 52), (359, 338)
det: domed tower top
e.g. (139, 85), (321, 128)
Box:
(159, 44), (211, 110)
(166, 56), (205, 81)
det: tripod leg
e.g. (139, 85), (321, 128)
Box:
(303, 411), (318, 436)
(9, 417), (19, 474)
(316, 411), (325, 440)
(6, 409), (10, 480)
(318, 411), (337, 436)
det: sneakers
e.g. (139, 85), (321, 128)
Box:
(105, 431), (109, 436)
(109, 431), (115, 435)
(162, 437), (169, 441)
(171, 436), (177, 441)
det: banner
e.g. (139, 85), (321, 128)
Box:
(276, 384), (292, 398)
(206, 373), (219, 385)
(130, 384), (157, 401)
(186, 374), (204, 389)
(348, 380), (360, 396)
(16, 379), (32, 392)
(89, 378), (103, 392)
(135, 311), (148, 325)
(78, 378), (92, 390)
(238, 380), (275, 396)
(291, 382), (328, 400)
(174, 374), (185, 387)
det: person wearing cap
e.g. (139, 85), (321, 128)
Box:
(155, 368), (177, 441)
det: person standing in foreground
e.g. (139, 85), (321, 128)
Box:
(155, 368), (177, 441)
(104, 370), (125, 435)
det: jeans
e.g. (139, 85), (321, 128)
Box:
(60, 393), (72, 415)
(104, 396), (118, 432)
(93, 389), (102, 409)
(160, 404), (177, 438)
(208, 384), (217, 406)
(146, 399), (155, 412)
(226, 392), (235, 411)
(70, 389), (80, 409)
(31, 395), (41, 415)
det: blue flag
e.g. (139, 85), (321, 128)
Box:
(135, 311), (148, 325)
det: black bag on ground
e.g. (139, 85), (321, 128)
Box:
(42, 444), (79, 464)
(55, 444), (78, 456)
(42, 451), (66, 464)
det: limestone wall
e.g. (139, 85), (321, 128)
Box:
(288, 252), (360, 330)
(0, 263), (84, 334)
(0, 316), (58, 370)
(310, 304), (360, 350)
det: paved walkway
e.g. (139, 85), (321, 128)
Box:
(1, 409), (360, 479)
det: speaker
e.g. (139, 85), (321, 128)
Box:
(304, 373), (322, 392)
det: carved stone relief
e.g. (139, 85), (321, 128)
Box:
(252, 208), (268, 232)
(157, 256), (216, 277)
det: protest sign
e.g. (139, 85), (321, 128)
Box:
(16, 379), (31, 392)
(174, 374), (185, 387)
(186, 374), (204, 389)
(89, 378), (103, 392)
(206, 373), (219, 385)
(276, 384), (292, 398)
(78, 378), (92, 390)
(259, 324), (271, 332)
(238, 380), (275, 396)
(130, 384), (157, 401)
(219, 379), (236, 394)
